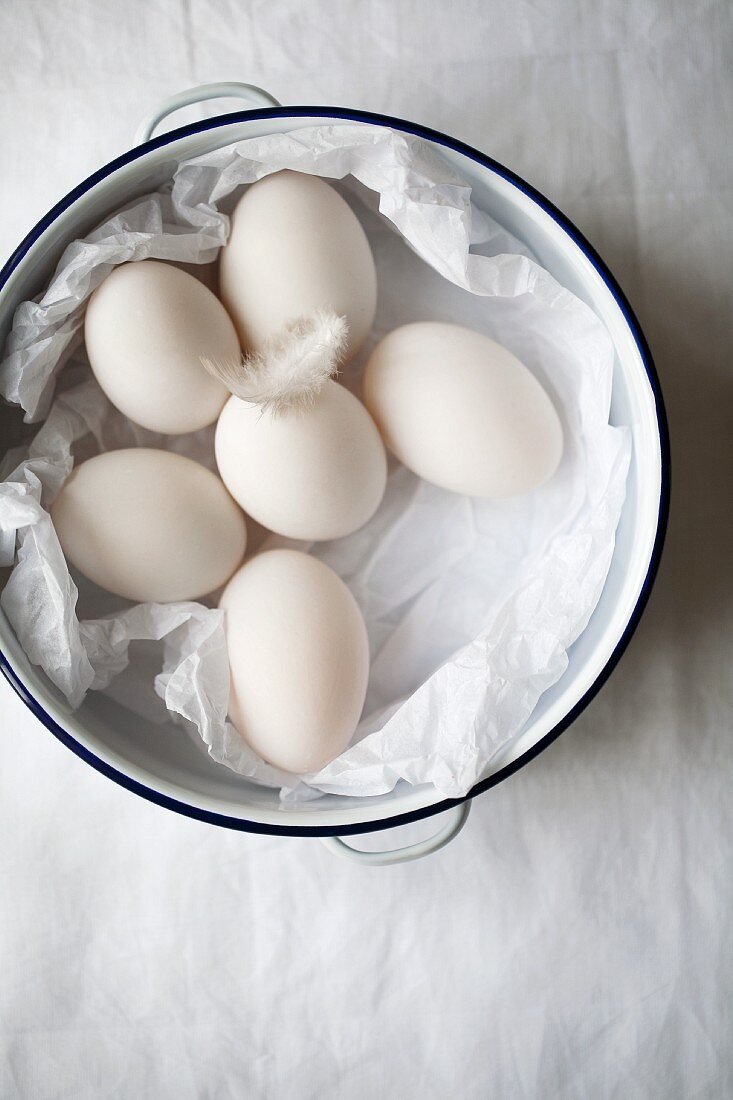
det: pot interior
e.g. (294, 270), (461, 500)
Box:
(0, 112), (664, 830)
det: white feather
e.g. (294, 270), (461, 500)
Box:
(202, 310), (349, 415)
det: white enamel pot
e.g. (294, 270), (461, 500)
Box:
(0, 83), (669, 865)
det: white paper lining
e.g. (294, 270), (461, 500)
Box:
(0, 124), (630, 799)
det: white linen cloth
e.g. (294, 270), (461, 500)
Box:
(0, 1), (730, 1097)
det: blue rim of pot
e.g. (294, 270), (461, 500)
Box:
(0, 107), (670, 838)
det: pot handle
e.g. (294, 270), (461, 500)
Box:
(320, 801), (471, 866)
(134, 81), (282, 145)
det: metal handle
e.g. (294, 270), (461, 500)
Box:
(320, 802), (471, 866)
(135, 81), (282, 145)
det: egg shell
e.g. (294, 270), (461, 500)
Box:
(51, 449), (247, 602)
(85, 260), (237, 434)
(220, 549), (369, 774)
(219, 170), (377, 360)
(214, 380), (387, 541)
(363, 322), (564, 498)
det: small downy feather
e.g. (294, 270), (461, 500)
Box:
(202, 309), (349, 415)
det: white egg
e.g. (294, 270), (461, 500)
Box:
(215, 380), (387, 541)
(220, 549), (369, 774)
(219, 170), (377, 360)
(85, 260), (237, 434)
(52, 449), (246, 602)
(364, 322), (564, 498)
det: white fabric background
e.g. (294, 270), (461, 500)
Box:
(0, 1), (730, 1097)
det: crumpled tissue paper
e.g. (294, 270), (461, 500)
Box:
(0, 124), (630, 799)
